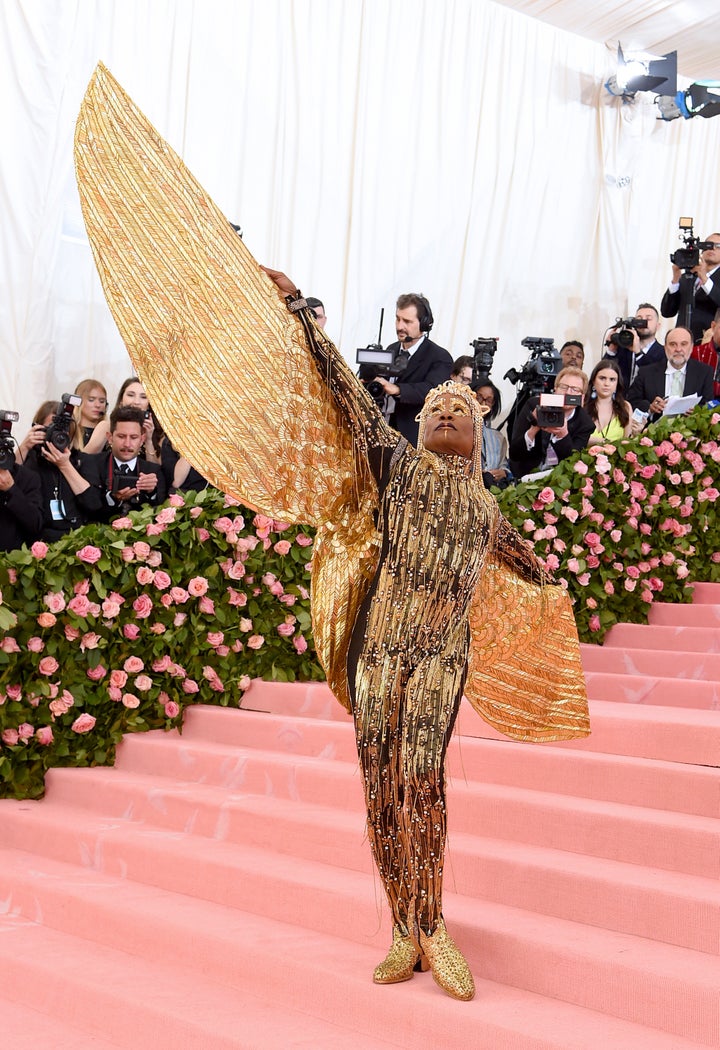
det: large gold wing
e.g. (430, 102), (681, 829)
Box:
(74, 63), (381, 711)
(466, 557), (590, 742)
(74, 62), (355, 527)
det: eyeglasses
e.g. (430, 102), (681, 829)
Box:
(476, 394), (495, 405)
(555, 383), (585, 395)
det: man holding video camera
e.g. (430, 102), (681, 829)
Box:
(661, 229), (720, 344)
(509, 367), (594, 479)
(80, 405), (166, 521)
(368, 293), (453, 446)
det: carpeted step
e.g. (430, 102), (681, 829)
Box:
(579, 643), (720, 684)
(690, 582), (720, 604)
(0, 1000), (126, 1050)
(603, 622), (720, 653)
(43, 760), (720, 881)
(114, 716), (718, 818)
(583, 671), (720, 710)
(0, 844), (716, 1046)
(649, 602), (720, 627)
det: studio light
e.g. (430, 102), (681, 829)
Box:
(657, 80), (720, 121)
(605, 43), (677, 101)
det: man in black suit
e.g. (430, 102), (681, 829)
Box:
(603, 303), (666, 388)
(80, 405), (166, 521)
(661, 233), (720, 344)
(369, 293), (453, 445)
(627, 327), (714, 420)
(0, 457), (43, 551)
(509, 367), (595, 479)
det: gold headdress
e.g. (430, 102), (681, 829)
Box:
(416, 380), (488, 477)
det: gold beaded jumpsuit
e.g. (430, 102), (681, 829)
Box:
(74, 60), (591, 953)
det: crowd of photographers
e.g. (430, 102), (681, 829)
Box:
(2, 224), (719, 553)
(0, 376), (209, 553)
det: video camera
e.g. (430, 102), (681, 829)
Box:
(535, 392), (582, 429)
(0, 410), (19, 470)
(671, 217), (716, 271)
(504, 337), (561, 397)
(607, 316), (648, 351)
(356, 308), (411, 403)
(45, 393), (81, 451)
(469, 337), (498, 386)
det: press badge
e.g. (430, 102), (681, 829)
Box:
(50, 499), (64, 521)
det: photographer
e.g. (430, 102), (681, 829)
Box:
(661, 229), (720, 344)
(80, 405), (166, 521)
(509, 367), (594, 479)
(0, 412), (43, 552)
(20, 400), (104, 541)
(367, 293), (453, 446)
(602, 304), (665, 387)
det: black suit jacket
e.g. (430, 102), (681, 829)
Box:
(509, 398), (595, 478)
(661, 269), (720, 344)
(602, 340), (665, 389)
(387, 336), (453, 445)
(80, 450), (167, 522)
(626, 358), (715, 414)
(0, 463), (43, 552)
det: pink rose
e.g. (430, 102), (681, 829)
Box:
(239, 675), (252, 690)
(567, 558), (581, 574)
(111, 516), (134, 530)
(624, 578), (637, 592)
(65, 625), (80, 642)
(38, 656), (59, 676)
(199, 596), (215, 615)
(44, 591), (66, 614)
(173, 613), (187, 627)
(6, 684), (22, 700)
(37, 612), (57, 628)
(573, 461), (588, 476)
(0, 637), (20, 653)
(207, 631), (224, 647)
(2, 728), (19, 746)
(108, 686), (122, 702)
(181, 678), (199, 694)
(279, 594), (297, 606)
(147, 550), (162, 567)
(153, 570), (172, 590)
(133, 594), (154, 618)
(213, 516), (234, 534)
(81, 632), (101, 650)
(276, 622), (295, 637)
(169, 493), (185, 507)
(36, 726), (54, 746)
(27, 636), (45, 653)
(227, 588), (247, 607)
(124, 656), (144, 674)
(121, 546), (135, 562)
(247, 635), (265, 650)
(164, 700), (180, 718)
(102, 599), (121, 618)
(155, 507), (176, 525)
(295, 534), (313, 547)
(537, 487), (555, 505)
(123, 624), (141, 640)
(170, 587), (189, 604)
(261, 572), (276, 587)
(110, 669), (129, 689)
(71, 713), (96, 733)
(239, 618), (253, 632)
(152, 655), (172, 673)
(576, 573), (591, 586)
(136, 566), (155, 586)
(215, 645), (230, 657)
(273, 540), (292, 556)
(17, 722), (34, 740)
(561, 506), (579, 523)
(134, 674), (153, 691)
(133, 541), (151, 559)
(67, 594), (92, 618)
(269, 581), (284, 597)
(31, 541), (49, 559)
(196, 528), (211, 542)
(150, 623), (166, 634)
(226, 561), (245, 580)
(604, 581), (615, 595)
(87, 665), (107, 681)
(76, 545), (102, 564)
(121, 693), (141, 709)
(293, 635), (308, 654)
(146, 523), (165, 536)
(189, 506), (203, 518)
(588, 614), (601, 632)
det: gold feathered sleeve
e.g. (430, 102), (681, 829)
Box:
(465, 515), (590, 742)
(74, 62), (359, 528)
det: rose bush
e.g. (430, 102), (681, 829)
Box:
(0, 488), (322, 799)
(495, 407), (720, 641)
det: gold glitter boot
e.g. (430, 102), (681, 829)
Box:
(418, 918), (475, 1001)
(373, 925), (429, 985)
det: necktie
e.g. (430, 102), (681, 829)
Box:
(118, 462), (130, 475)
(670, 370), (684, 397)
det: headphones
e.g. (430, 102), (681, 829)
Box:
(416, 294), (434, 333)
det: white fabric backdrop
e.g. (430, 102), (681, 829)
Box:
(1, 0), (720, 434)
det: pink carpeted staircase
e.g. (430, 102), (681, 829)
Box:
(0, 584), (719, 1049)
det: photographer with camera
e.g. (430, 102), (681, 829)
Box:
(602, 304), (665, 388)
(0, 410), (43, 552)
(363, 294), (453, 446)
(20, 398), (104, 541)
(80, 405), (166, 521)
(692, 307), (720, 399)
(509, 367), (594, 479)
(661, 223), (720, 344)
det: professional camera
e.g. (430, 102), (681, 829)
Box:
(45, 393), (81, 452)
(670, 217), (716, 271)
(469, 337), (498, 386)
(504, 337), (561, 396)
(607, 316), (648, 350)
(535, 392), (582, 429)
(356, 308), (410, 403)
(0, 410), (19, 471)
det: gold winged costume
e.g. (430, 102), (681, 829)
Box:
(74, 65), (589, 999)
